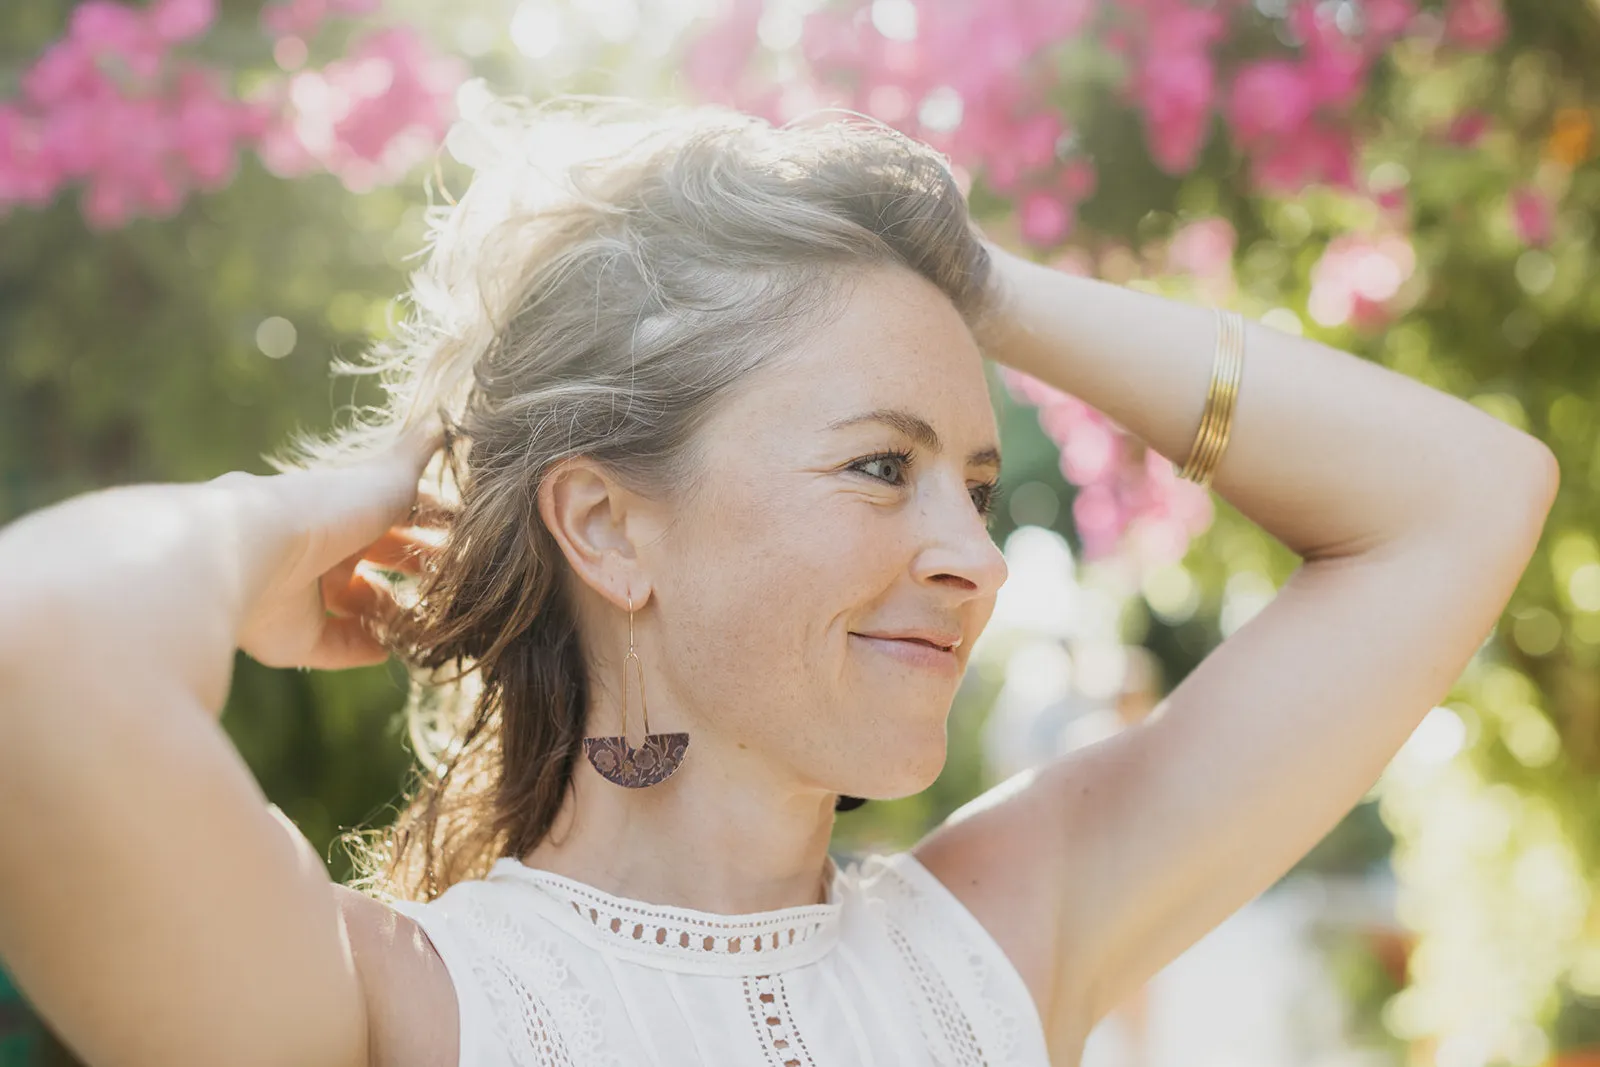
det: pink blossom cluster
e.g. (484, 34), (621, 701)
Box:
(1003, 367), (1213, 562)
(2, 0), (461, 227)
(1107, 0), (1417, 191)
(1, 0), (255, 227)
(1308, 231), (1418, 330)
(691, 0), (1511, 246)
(1511, 187), (1554, 247)
(256, 27), (466, 193)
(1108, 0), (1237, 176)
(686, 0), (1099, 247)
(261, 0), (380, 39)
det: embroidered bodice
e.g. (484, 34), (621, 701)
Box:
(389, 851), (1051, 1066)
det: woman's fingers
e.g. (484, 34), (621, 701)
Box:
(276, 420), (449, 578)
(304, 614), (391, 671)
(321, 557), (406, 619)
(357, 526), (443, 575)
(235, 417), (449, 672)
(407, 488), (458, 529)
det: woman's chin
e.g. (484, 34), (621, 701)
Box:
(838, 733), (948, 800)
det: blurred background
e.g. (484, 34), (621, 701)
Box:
(2, 0), (1599, 1064)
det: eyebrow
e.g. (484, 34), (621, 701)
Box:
(826, 407), (1002, 472)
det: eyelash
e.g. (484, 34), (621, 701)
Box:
(849, 448), (1004, 519)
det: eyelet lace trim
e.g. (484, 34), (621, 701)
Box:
(488, 859), (841, 968)
(743, 974), (817, 1067)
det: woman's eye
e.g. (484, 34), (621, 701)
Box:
(970, 484), (995, 515)
(856, 454), (909, 484)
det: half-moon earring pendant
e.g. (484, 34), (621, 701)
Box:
(583, 732), (689, 788)
(581, 594), (689, 788)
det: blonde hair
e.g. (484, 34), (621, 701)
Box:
(281, 86), (995, 902)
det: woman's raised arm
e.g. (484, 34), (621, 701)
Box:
(0, 423), (439, 1067)
(915, 245), (1559, 1048)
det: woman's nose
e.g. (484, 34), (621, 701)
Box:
(912, 485), (1009, 596)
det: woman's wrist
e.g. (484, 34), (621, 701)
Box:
(979, 240), (1093, 383)
(978, 240), (1027, 368)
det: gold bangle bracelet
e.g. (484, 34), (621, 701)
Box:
(1194, 310), (1244, 486)
(1179, 311), (1229, 482)
(1192, 310), (1243, 486)
(1184, 310), (1243, 488)
(1178, 308), (1246, 489)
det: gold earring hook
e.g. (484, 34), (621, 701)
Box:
(620, 593), (652, 739)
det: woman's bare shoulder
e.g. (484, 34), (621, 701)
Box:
(333, 884), (460, 1067)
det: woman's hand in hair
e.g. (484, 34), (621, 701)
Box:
(227, 419), (447, 672)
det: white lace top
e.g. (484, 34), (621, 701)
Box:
(390, 851), (1051, 1066)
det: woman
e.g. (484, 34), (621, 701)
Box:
(0, 97), (1557, 1067)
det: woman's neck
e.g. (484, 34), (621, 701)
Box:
(521, 730), (838, 914)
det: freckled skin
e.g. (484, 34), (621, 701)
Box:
(626, 266), (1009, 801)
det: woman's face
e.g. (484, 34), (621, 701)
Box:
(644, 265), (1009, 800)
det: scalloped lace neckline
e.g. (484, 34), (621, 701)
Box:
(485, 857), (846, 974)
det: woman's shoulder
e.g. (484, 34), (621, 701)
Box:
(334, 882), (468, 1067)
(340, 866), (590, 1067)
(840, 848), (1026, 956)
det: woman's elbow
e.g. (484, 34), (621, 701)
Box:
(1479, 429), (1560, 555)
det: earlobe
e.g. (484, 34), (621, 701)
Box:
(536, 458), (652, 612)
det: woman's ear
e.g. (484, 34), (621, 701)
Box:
(535, 457), (653, 611)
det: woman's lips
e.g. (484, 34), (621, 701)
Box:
(848, 633), (961, 674)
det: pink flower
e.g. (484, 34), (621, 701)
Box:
(1168, 217), (1237, 278)
(961, 18), (1033, 89)
(1061, 417), (1122, 484)
(1363, 0), (1418, 42)
(1227, 60), (1316, 146)
(686, 0), (762, 101)
(1002, 368), (1072, 409)
(82, 177), (133, 229)
(1446, 110), (1491, 146)
(1010, 362), (1215, 563)
(1512, 188), (1554, 247)
(1308, 232), (1416, 329)
(800, 7), (869, 76)
(263, 0), (322, 39)
(1058, 159), (1097, 200)
(271, 27), (464, 191)
(1136, 50), (1216, 172)
(150, 0), (217, 43)
(70, 2), (148, 55)
(1444, 0), (1507, 51)
(1010, 112), (1065, 174)
(39, 100), (108, 180)
(69, 0), (165, 79)
(1073, 485), (1123, 559)
(260, 0), (359, 40)
(1250, 125), (1356, 193)
(1019, 191), (1074, 247)
(1375, 186), (1409, 217)
(173, 71), (242, 189)
(1303, 42), (1367, 109)
(0, 107), (57, 209)
(1011, 0), (1094, 42)
(1144, 4), (1226, 58)
(21, 40), (101, 108)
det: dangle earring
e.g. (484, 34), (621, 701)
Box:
(582, 594), (690, 788)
